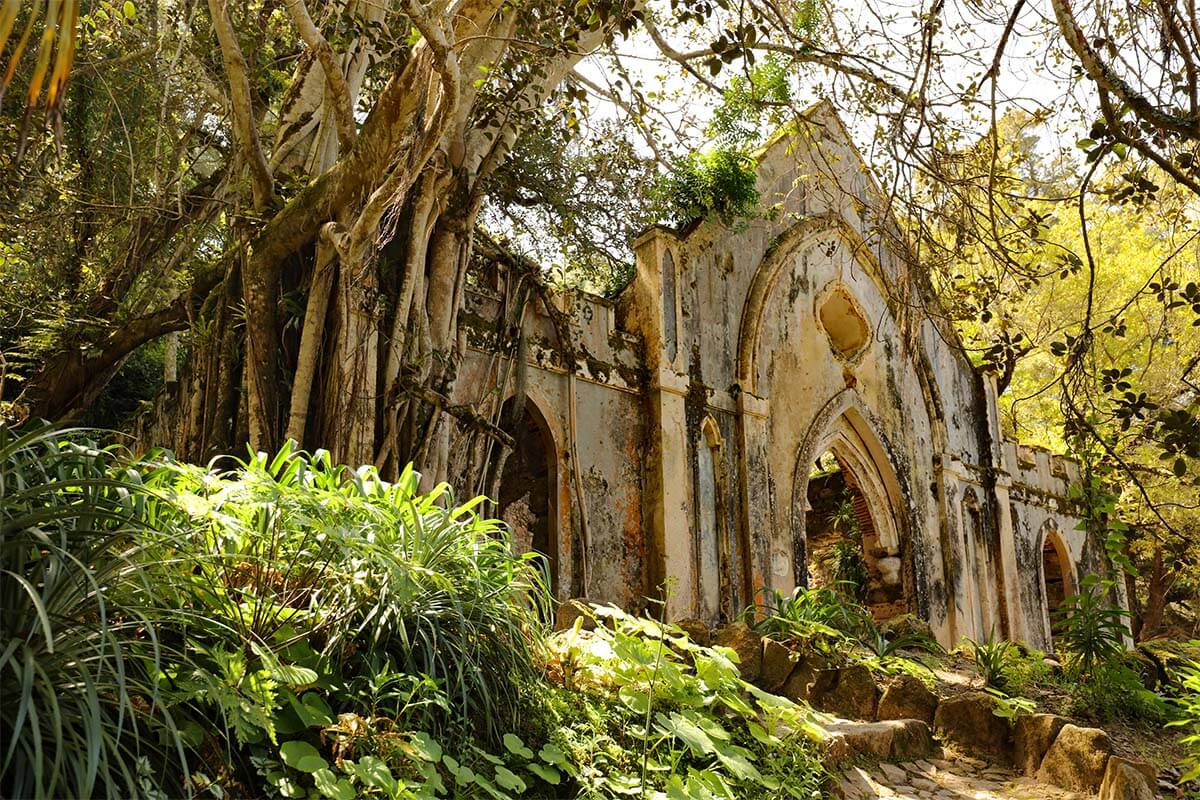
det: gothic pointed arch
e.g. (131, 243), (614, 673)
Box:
(495, 391), (564, 597)
(789, 391), (916, 619)
(1039, 521), (1076, 645)
(733, 213), (949, 450)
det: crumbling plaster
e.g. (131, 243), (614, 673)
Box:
(451, 101), (1118, 650)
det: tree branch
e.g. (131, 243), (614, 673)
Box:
(282, 0), (356, 153)
(207, 0), (273, 211)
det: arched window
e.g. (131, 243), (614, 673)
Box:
(662, 250), (678, 363)
(695, 418), (725, 620)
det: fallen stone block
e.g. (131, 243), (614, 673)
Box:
(932, 691), (1012, 763)
(1099, 757), (1157, 800)
(1013, 712), (1068, 776)
(712, 622), (762, 683)
(758, 637), (798, 692)
(810, 664), (880, 720)
(1036, 723), (1113, 792)
(877, 674), (938, 724)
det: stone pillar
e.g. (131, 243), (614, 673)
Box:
(992, 471), (1025, 642)
(735, 391), (776, 602)
(627, 229), (694, 617)
(648, 367), (695, 617)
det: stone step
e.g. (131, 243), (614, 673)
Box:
(817, 717), (937, 763)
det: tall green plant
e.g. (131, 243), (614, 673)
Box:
(1053, 575), (1129, 676)
(0, 424), (188, 799)
(140, 443), (551, 745)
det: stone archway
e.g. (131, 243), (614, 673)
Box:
(790, 397), (915, 621)
(497, 396), (561, 594)
(1041, 523), (1075, 647)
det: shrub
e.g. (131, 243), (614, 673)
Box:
(661, 148), (760, 227)
(0, 425), (190, 799)
(138, 443), (551, 746)
(1052, 575), (1129, 676)
(1169, 661), (1200, 781)
(997, 646), (1053, 696)
(745, 585), (867, 651)
(545, 604), (828, 799)
(1064, 660), (1168, 725)
(963, 631), (1017, 689)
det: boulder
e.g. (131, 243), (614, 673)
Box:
(820, 718), (936, 763)
(1036, 724), (1113, 792)
(758, 638), (798, 692)
(1013, 713), (1068, 776)
(810, 665), (880, 720)
(889, 718), (937, 760)
(1099, 757), (1156, 800)
(555, 598), (597, 631)
(876, 674), (938, 723)
(674, 617), (711, 646)
(932, 691), (1012, 763)
(712, 622), (762, 683)
(879, 613), (936, 643)
(779, 652), (826, 703)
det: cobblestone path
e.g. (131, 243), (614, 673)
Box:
(834, 757), (1090, 800)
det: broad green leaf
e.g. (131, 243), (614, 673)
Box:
(538, 743), (568, 765)
(618, 685), (651, 714)
(526, 763), (561, 785)
(409, 732), (442, 762)
(313, 768), (355, 800)
(494, 765), (526, 793)
(503, 732), (534, 759)
(279, 740), (328, 773)
(354, 756), (396, 791)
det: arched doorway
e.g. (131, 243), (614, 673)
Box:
(496, 397), (559, 592)
(791, 405), (912, 622)
(1041, 525), (1074, 646)
(803, 450), (905, 618)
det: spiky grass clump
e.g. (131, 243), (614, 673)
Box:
(0, 425), (188, 799)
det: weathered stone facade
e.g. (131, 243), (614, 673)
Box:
(451, 102), (1118, 650)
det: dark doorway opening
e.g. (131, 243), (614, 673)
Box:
(804, 451), (906, 620)
(497, 398), (556, 589)
(1042, 531), (1072, 645)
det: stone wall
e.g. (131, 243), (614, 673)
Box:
(452, 101), (1109, 650)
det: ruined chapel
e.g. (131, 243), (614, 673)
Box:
(451, 102), (1122, 651)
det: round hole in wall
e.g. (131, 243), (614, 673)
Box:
(818, 285), (870, 360)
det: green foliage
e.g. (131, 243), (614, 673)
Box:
(963, 631), (1018, 689)
(747, 586), (940, 683)
(986, 689), (1037, 720)
(0, 431), (834, 798)
(858, 616), (941, 662)
(994, 647), (1053, 697)
(1064, 660), (1168, 725)
(138, 441), (550, 746)
(1168, 661), (1200, 781)
(708, 55), (793, 149)
(745, 585), (867, 650)
(0, 424), (189, 799)
(1053, 576), (1130, 676)
(1, 428), (552, 797)
(825, 494), (869, 603)
(81, 341), (165, 429)
(546, 604), (828, 799)
(660, 148), (760, 227)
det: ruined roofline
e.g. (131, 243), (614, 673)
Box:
(472, 227), (626, 310)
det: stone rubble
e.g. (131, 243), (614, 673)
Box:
(832, 758), (1091, 800)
